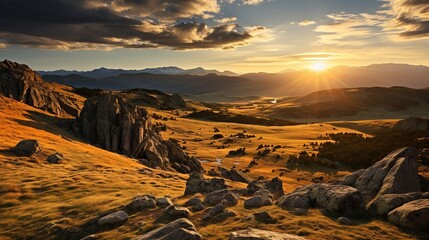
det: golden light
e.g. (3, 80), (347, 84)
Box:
(310, 62), (328, 72)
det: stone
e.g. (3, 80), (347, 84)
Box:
(204, 189), (239, 206)
(207, 204), (226, 218)
(246, 177), (284, 199)
(184, 173), (227, 195)
(336, 217), (351, 225)
(191, 203), (205, 212)
(158, 228), (202, 240)
(253, 211), (277, 224)
(97, 211), (128, 226)
(0, 60), (80, 116)
(185, 197), (204, 207)
(80, 235), (97, 240)
(277, 183), (364, 217)
(337, 169), (365, 187)
(13, 140), (40, 156)
(163, 205), (191, 218)
(156, 197), (173, 207)
(134, 218), (200, 240)
(218, 167), (252, 183)
(244, 196), (273, 209)
(125, 195), (157, 213)
(79, 94), (203, 173)
(387, 199), (429, 232)
(207, 168), (220, 177)
(354, 147), (418, 201)
(46, 152), (63, 164)
(229, 228), (307, 240)
(366, 192), (429, 217)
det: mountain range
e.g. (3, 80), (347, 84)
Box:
(41, 63), (429, 102)
(38, 66), (237, 78)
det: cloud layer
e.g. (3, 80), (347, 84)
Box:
(0, 0), (265, 50)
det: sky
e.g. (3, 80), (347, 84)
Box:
(1, 0), (429, 73)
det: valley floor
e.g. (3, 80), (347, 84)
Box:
(0, 96), (426, 240)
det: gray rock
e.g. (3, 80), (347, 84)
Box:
(191, 203), (205, 212)
(159, 228), (202, 240)
(207, 204), (226, 218)
(46, 152), (63, 164)
(229, 228), (307, 240)
(244, 195), (273, 209)
(336, 217), (351, 225)
(79, 94), (203, 173)
(246, 177), (284, 199)
(184, 173), (227, 195)
(204, 189), (239, 206)
(366, 192), (429, 216)
(80, 235), (97, 240)
(253, 211), (276, 223)
(337, 169), (365, 187)
(163, 205), (191, 218)
(133, 218), (199, 240)
(354, 147), (418, 201)
(97, 211), (128, 226)
(156, 197), (173, 207)
(125, 195), (157, 212)
(388, 199), (429, 232)
(0, 60), (79, 116)
(185, 197), (203, 207)
(218, 167), (252, 183)
(13, 140), (40, 156)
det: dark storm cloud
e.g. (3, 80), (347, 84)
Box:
(0, 0), (262, 50)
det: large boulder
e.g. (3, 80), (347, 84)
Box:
(0, 60), (79, 116)
(133, 218), (201, 240)
(277, 183), (365, 217)
(97, 211), (128, 226)
(13, 140), (40, 156)
(79, 94), (203, 173)
(125, 195), (157, 213)
(229, 228), (307, 240)
(387, 199), (429, 232)
(354, 147), (419, 201)
(184, 173), (227, 195)
(218, 167), (252, 183)
(366, 192), (429, 217)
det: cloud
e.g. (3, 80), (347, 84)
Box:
(0, 0), (266, 50)
(214, 17), (238, 24)
(222, 0), (266, 6)
(298, 20), (316, 26)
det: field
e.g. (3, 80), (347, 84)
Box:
(0, 95), (424, 240)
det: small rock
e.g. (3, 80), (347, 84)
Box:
(253, 211), (276, 224)
(229, 228), (307, 240)
(125, 195), (157, 212)
(80, 235), (97, 240)
(164, 205), (191, 218)
(244, 196), (273, 209)
(46, 152), (63, 164)
(337, 217), (351, 225)
(134, 218), (201, 240)
(204, 189), (239, 206)
(13, 140), (40, 156)
(97, 211), (128, 226)
(156, 197), (173, 207)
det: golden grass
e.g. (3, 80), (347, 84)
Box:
(0, 96), (424, 239)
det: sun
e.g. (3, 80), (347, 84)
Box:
(310, 62), (328, 72)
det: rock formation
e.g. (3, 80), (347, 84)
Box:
(78, 94), (203, 173)
(0, 60), (80, 116)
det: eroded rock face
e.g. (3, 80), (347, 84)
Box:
(387, 199), (429, 232)
(0, 60), (79, 116)
(79, 94), (203, 173)
(354, 147), (419, 201)
(229, 228), (307, 240)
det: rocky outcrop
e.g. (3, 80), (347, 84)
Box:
(0, 60), (79, 116)
(276, 183), (365, 217)
(204, 189), (239, 207)
(133, 218), (201, 240)
(13, 140), (40, 156)
(354, 147), (419, 201)
(229, 228), (307, 240)
(245, 177), (284, 199)
(79, 94), (203, 173)
(366, 192), (429, 216)
(218, 167), (252, 183)
(184, 173), (227, 195)
(387, 199), (429, 232)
